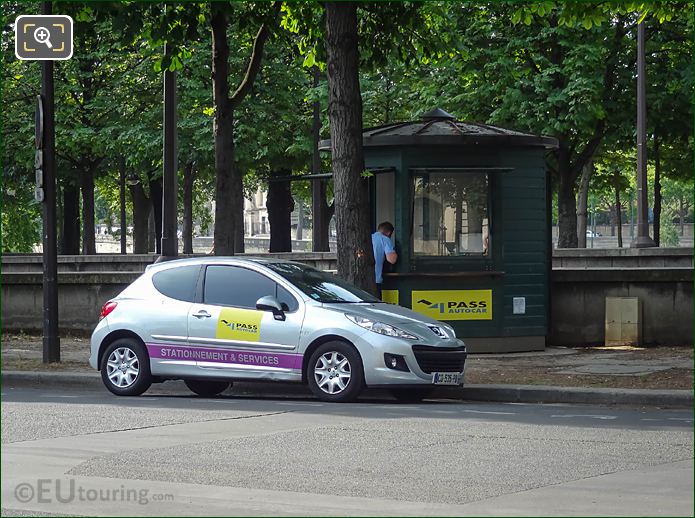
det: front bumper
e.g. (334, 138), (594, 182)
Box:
(354, 334), (467, 386)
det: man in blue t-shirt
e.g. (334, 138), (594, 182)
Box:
(372, 221), (398, 298)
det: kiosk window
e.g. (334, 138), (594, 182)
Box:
(412, 172), (490, 256)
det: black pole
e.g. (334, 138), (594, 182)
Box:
(159, 42), (178, 260)
(310, 67), (327, 252)
(41, 0), (60, 363)
(631, 19), (656, 248)
(119, 157), (127, 254)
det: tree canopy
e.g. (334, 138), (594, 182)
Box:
(1, 1), (692, 256)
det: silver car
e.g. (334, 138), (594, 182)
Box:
(89, 257), (467, 402)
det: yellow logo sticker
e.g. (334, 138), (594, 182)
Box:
(216, 308), (263, 341)
(412, 290), (493, 320)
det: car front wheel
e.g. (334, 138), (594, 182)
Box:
(100, 339), (152, 396)
(307, 341), (364, 403)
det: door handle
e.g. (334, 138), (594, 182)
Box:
(192, 310), (211, 319)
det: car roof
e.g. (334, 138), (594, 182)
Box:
(144, 256), (307, 272)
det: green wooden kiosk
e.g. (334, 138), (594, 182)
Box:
(321, 108), (558, 352)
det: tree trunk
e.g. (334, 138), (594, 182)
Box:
(211, 6), (237, 256)
(610, 208), (615, 237)
(80, 168), (96, 255)
(295, 198), (304, 241)
(61, 182), (80, 255)
(576, 161), (592, 248)
(267, 169), (294, 252)
(129, 182), (150, 254)
(182, 161), (195, 254)
(324, 2), (375, 293)
(653, 135), (661, 246)
(119, 158), (127, 254)
(235, 196), (245, 253)
(556, 144), (578, 248)
(679, 199), (685, 235)
(149, 176), (163, 254)
(148, 207), (156, 253)
(57, 182), (63, 254)
(615, 174), (623, 248)
(211, 4), (273, 256)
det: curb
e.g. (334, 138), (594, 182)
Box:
(1, 370), (693, 408)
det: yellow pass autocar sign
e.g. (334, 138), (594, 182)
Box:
(216, 308), (263, 341)
(412, 290), (493, 320)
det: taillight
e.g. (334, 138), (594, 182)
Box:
(99, 301), (118, 320)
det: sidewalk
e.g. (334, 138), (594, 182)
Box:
(2, 334), (693, 407)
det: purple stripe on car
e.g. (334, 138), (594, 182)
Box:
(146, 343), (302, 370)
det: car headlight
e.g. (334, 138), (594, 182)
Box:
(442, 323), (457, 338)
(345, 314), (418, 340)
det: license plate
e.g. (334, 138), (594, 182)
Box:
(432, 372), (463, 385)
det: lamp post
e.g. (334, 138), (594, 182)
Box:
(40, 0), (60, 363)
(159, 41), (178, 261)
(631, 19), (656, 248)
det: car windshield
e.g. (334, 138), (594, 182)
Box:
(264, 262), (380, 304)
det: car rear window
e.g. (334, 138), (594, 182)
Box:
(152, 265), (201, 302)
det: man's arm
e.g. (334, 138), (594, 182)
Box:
(384, 237), (398, 264)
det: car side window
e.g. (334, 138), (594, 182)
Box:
(276, 284), (299, 313)
(152, 265), (201, 302)
(204, 265), (276, 309)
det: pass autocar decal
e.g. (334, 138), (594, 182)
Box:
(412, 289), (493, 320)
(215, 308), (263, 341)
(147, 343), (302, 369)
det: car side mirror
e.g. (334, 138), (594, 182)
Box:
(256, 295), (286, 321)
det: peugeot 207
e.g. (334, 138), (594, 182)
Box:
(89, 258), (467, 402)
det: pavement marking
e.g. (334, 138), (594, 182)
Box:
(551, 414), (618, 420)
(667, 418), (693, 422)
(40, 394), (80, 398)
(461, 409), (517, 415)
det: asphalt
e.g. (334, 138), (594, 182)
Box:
(1, 369), (693, 408)
(2, 386), (693, 516)
(2, 342), (693, 407)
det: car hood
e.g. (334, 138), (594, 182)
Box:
(322, 302), (461, 343)
(322, 302), (436, 324)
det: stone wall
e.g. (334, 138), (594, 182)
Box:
(549, 267), (692, 346)
(2, 250), (692, 347)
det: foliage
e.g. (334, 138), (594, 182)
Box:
(1, 1), (692, 252)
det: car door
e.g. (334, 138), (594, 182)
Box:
(145, 264), (202, 377)
(187, 264), (305, 378)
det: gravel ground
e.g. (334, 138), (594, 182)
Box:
(0, 401), (278, 444)
(69, 418), (693, 505)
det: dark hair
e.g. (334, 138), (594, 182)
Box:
(378, 221), (394, 233)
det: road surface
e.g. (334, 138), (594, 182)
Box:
(2, 384), (693, 516)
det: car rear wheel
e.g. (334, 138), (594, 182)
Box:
(390, 387), (434, 403)
(100, 338), (152, 396)
(307, 341), (364, 403)
(184, 379), (230, 397)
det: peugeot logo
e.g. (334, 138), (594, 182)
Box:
(428, 325), (445, 337)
